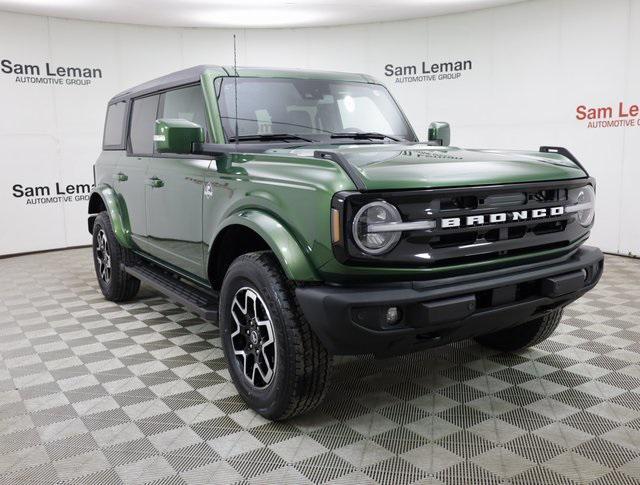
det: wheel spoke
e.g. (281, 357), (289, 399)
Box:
(244, 290), (258, 319)
(239, 350), (248, 377)
(230, 300), (244, 337)
(232, 294), (246, 315)
(255, 352), (273, 383)
(257, 319), (274, 347)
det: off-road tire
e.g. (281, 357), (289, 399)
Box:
(92, 211), (140, 302)
(219, 251), (332, 420)
(475, 308), (564, 351)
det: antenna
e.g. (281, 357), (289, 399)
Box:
(233, 34), (239, 149)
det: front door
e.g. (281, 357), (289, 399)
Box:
(144, 84), (212, 279)
(145, 157), (212, 278)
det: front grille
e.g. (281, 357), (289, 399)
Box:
(417, 187), (570, 257)
(339, 179), (591, 267)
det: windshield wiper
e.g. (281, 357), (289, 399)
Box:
(330, 132), (401, 142)
(227, 133), (313, 143)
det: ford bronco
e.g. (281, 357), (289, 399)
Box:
(88, 65), (603, 420)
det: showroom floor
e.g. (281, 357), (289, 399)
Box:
(0, 249), (638, 485)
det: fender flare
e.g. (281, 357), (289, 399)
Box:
(88, 184), (134, 249)
(212, 210), (320, 282)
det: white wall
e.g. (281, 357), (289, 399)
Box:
(0, 0), (638, 256)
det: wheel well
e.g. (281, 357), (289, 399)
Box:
(208, 225), (271, 289)
(88, 193), (106, 233)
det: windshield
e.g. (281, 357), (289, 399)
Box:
(216, 77), (415, 142)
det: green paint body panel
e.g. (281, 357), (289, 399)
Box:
(213, 210), (319, 281)
(91, 66), (592, 287)
(272, 144), (586, 191)
(90, 183), (134, 248)
(202, 152), (355, 282)
(201, 72), (226, 143)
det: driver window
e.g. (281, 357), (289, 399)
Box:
(161, 85), (209, 142)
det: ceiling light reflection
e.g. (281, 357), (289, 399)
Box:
(195, 8), (327, 27)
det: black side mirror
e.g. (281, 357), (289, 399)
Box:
(428, 121), (450, 147)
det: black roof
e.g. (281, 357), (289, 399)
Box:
(109, 65), (228, 103)
(108, 65), (376, 104)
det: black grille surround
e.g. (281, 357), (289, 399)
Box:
(332, 178), (594, 268)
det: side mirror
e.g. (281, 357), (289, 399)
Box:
(154, 118), (204, 154)
(428, 121), (450, 147)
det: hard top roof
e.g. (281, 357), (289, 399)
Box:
(109, 65), (377, 104)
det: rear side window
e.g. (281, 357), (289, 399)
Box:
(103, 101), (127, 149)
(129, 95), (159, 156)
(160, 84), (208, 141)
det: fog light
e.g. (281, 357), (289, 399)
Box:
(385, 307), (401, 325)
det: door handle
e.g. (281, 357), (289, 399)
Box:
(146, 176), (164, 188)
(113, 172), (128, 182)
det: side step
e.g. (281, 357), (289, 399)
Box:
(125, 264), (219, 320)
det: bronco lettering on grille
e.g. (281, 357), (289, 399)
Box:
(441, 206), (565, 229)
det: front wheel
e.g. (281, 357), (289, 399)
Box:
(92, 212), (140, 302)
(219, 251), (332, 420)
(475, 307), (564, 351)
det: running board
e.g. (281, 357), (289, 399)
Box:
(125, 264), (219, 320)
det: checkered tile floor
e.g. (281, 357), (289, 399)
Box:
(0, 248), (639, 484)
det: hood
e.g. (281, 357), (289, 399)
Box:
(275, 143), (587, 191)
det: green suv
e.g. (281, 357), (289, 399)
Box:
(89, 65), (603, 419)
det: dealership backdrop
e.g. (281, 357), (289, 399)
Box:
(0, 0), (638, 257)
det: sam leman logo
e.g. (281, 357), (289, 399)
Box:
(1, 59), (103, 86)
(384, 59), (473, 84)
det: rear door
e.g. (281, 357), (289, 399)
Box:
(145, 84), (213, 278)
(117, 94), (160, 253)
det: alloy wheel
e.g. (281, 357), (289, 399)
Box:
(95, 229), (112, 284)
(230, 287), (277, 389)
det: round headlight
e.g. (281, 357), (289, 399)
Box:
(568, 185), (595, 227)
(352, 201), (402, 254)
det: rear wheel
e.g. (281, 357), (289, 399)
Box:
(219, 251), (332, 420)
(92, 212), (140, 302)
(475, 308), (564, 351)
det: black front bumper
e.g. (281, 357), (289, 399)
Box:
(296, 246), (603, 356)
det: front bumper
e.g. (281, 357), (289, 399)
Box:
(296, 246), (603, 356)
